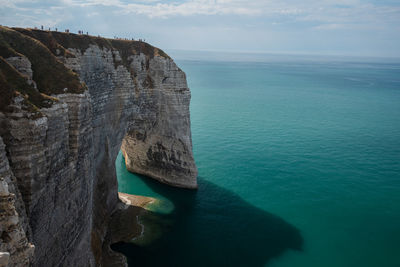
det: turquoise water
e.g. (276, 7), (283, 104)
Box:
(114, 55), (400, 266)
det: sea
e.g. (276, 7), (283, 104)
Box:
(113, 51), (400, 267)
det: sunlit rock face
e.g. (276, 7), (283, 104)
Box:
(121, 55), (198, 189)
(0, 26), (197, 266)
(66, 45), (198, 189)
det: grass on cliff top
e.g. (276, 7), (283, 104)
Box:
(13, 27), (76, 58)
(0, 25), (171, 113)
(13, 27), (170, 69)
(0, 57), (55, 114)
(0, 26), (86, 112)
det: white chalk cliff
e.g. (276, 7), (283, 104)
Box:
(0, 26), (197, 266)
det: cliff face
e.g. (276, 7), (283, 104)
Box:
(120, 55), (197, 189)
(0, 26), (197, 266)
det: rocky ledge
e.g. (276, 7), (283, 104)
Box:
(0, 26), (197, 266)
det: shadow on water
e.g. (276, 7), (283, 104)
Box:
(112, 175), (303, 267)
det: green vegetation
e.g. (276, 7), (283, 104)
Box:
(0, 26), (85, 114)
(13, 28), (170, 69)
(0, 27), (85, 95)
(13, 28), (76, 58)
(0, 57), (55, 115)
(0, 25), (170, 113)
(42, 31), (113, 56)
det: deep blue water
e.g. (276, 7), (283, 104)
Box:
(114, 54), (400, 267)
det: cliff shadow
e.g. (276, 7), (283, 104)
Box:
(112, 174), (303, 267)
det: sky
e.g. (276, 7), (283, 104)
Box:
(1, 0), (400, 58)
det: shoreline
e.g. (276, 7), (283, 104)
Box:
(117, 192), (157, 243)
(102, 193), (164, 266)
(118, 192), (158, 210)
(112, 192), (172, 247)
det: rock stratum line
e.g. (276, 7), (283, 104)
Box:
(0, 26), (197, 266)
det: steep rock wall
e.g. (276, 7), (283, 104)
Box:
(0, 137), (34, 267)
(0, 26), (197, 266)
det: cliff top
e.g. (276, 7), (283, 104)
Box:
(0, 26), (86, 114)
(12, 27), (170, 64)
(0, 26), (170, 115)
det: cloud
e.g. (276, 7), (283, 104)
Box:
(3, 0), (400, 24)
(49, 0), (400, 31)
(120, 1), (263, 18)
(1, 0), (400, 57)
(313, 23), (349, 30)
(2, 0), (400, 33)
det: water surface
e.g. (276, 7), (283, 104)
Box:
(115, 54), (400, 267)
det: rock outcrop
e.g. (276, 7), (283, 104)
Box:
(0, 138), (34, 267)
(0, 26), (197, 266)
(120, 55), (197, 189)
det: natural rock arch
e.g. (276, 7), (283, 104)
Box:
(0, 27), (197, 266)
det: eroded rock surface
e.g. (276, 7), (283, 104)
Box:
(120, 55), (197, 188)
(0, 137), (34, 267)
(0, 26), (197, 266)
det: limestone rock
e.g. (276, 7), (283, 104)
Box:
(0, 137), (34, 267)
(0, 26), (197, 266)
(0, 252), (10, 267)
(120, 55), (197, 188)
(5, 56), (37, 88)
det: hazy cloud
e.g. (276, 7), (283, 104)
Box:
(50, 0), (400, 24)
(1, 0), (400, 57)
(3, 0), (400, 24)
